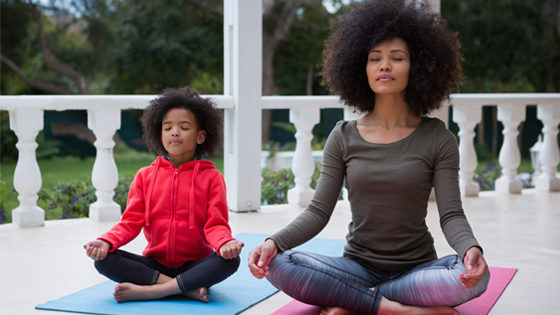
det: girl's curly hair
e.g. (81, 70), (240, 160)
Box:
(141, 87), (222, 159)
(322, 0), (463, 116)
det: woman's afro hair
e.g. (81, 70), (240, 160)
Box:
(140, 87), (222, 159)
(322, 0), (463, 116)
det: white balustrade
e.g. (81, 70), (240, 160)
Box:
(9, 108), (45, 227)
(288, 107), (320, 207)
(1, 94), (560, 226)
(535, 104), (560, 191)
(87, 107), (122, 221)
(495, 104), (525, 193)
(452, 103), (482, 197)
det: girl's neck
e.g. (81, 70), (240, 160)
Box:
(167, 155), (195, 168)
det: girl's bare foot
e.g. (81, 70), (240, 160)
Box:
(184, 287), (210, 303)
(113, 283), (160, 303)
(320, 306), (356, 315)
(113, 279), (182, 303)
(378, 297), (459, 315)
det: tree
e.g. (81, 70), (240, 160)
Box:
(442, 0), (560, 93)
(108, 0), (224, 94)
(0, 0), (119, 94)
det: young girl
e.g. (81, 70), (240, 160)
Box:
(84, 87), (243, 303)
(249, 1), (489, 314)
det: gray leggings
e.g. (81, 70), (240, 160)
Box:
(94, 250), (240, 294)
(267, 251), (489, 314)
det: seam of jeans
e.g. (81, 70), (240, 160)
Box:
(288, 253), (378, 298)
(291, 261), (380, 313)
(392, 255), (460, 281)
(289, 252), (373, 286)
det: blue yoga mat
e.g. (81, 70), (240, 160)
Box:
(36, 234), (345, 315)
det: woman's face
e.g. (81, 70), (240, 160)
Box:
(366, 37), (410, 96)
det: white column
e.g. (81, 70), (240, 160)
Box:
(223, 0), (262, 211)
(87, 107), (121, 221)
(288, 108), (320, 207)
(424, 0), (441, 12)
(9, 108), (45, 227)
(535, 104), (560, 191)
(452, 104), (482, 197)
(495, 104), (525, 193)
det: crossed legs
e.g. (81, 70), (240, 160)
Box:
(94, 250), (240, 303)
(267, 251), (489, 314)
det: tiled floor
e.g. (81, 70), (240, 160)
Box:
(1, 189), (559, 314)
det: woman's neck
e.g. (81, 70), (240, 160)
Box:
(363, 94), (418, 128)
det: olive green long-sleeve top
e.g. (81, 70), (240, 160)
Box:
(270, 117), (480, 271)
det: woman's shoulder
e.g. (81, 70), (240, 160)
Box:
(330, 119), (356, 136)
(421, 117), (454, 138)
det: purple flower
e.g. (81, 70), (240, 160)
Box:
(0, 209), (7, 224)
(72, 195), (79, 202)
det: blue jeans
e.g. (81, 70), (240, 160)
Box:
(267, 250), (489, 314)
(95, 250), (240, 294)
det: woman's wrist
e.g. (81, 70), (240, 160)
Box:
(265, 238), (279, 251)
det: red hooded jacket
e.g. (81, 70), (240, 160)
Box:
(98, 157), (235, 268)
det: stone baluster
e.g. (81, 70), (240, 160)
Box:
(87, 107), (122, 221)
(495, 104), (525, 193)
(452, 104), (482, 197)
(9, 108), (45, 227)
(288, 107), (320, 207)
(535, 104), (560, 191)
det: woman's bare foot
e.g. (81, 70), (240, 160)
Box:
(320, 306), (356, 315)
(184, 287), (210, 303)
(378, 297), (458, 315)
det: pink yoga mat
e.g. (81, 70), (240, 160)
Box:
(272, 267), (517, 315)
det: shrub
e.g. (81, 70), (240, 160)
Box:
(261, 168), (294, 205)
(42, 176), (133, 219)
(43, 181), (96, 219)
(0, 175), (9, 224)
(474, 161), (502, 191)
(261, 163), (321, 205)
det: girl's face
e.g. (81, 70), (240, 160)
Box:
(161, 108), (206, 166)
(366, 37), (410, 96)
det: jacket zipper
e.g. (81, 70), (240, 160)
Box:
(169, 169), (178, 267)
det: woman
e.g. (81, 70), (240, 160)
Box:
(248, 1), (489, 314)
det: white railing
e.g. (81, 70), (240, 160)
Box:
(0, 95), (234, 227)
(1, 93), (559, 227)
(264, 93), (560, 205)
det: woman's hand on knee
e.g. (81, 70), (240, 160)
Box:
(83, 239), (110, 260)
(248, 239), (278, 279)
(459, 246), (488, 288)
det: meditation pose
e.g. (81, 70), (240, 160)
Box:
(84, 87), (243, 303)
(248, 1), (489, 314)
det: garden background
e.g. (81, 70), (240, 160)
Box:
(1, 0), (559, 223)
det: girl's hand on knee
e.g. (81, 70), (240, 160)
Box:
(460, 246), (488, 288)
(83, 239), (110, 260)
(219, 239), (244, 259)
(248, 239), (278, 279)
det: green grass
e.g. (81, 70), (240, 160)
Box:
(0, 143), (223, 223)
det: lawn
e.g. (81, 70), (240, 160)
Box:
(0, 143), (223, 223)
